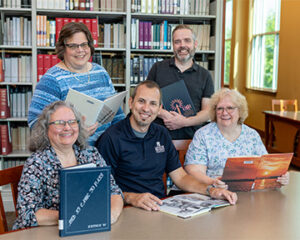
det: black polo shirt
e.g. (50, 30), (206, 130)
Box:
(147, 58), (214, 139)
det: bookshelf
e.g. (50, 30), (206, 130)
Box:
(0, 0), (223, 170)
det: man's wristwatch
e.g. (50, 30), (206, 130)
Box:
(206, 185), (214, 195)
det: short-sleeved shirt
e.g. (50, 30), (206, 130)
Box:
(184, 122), (268, 178)
(28, 63), (125, 146)
(147, 58), (214, 139)
(13, 145), (122, 230)
(96, 115), (181, 199)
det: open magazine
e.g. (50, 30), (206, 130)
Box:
(65, 89), (127, 126)
(159, 193), (229, 219)
(221, 153), (293, 191)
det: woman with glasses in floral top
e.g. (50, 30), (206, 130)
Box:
(13, 101), (123, 230)
(28, 22), (124, 146)
(183, 88), (289, 189)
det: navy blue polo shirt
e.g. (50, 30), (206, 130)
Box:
(147, 57), (214, 139)
(96, 115), (181, 199)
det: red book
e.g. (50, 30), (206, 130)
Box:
(51, 55), (60, 67)
(77, 18), (85, 24)
(84, 19), (92, 33)
(63, 18), (70, 27)
(0, 88), (10, 119)
(55, 18), (64, 42)
(0, 59), (3, 82)
(139, 21), (144, 49)
(44, 55), (51, 74)
(79, 0), (85, 10)
(70, 18), (77, 23)
(0, 124), (12, 155)
(91, 18), (98, 47)
(37, 54), (44, 82)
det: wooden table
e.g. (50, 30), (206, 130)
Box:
(264, 111), (300, 166)
(1, 172), (300, 240)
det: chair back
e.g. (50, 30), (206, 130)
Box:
(272, 99), (298, 112)
(0, 165), (23, 233)
(162, 140), (192, 194)
(172, 139), (192, 166)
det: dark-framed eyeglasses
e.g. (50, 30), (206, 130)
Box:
(65, 42), (89, 50)
(48, 119), (79, 130)
(216, 106), (238, 114)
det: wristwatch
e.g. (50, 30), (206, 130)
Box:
(206, 185), (214, 195)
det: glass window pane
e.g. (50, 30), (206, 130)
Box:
(225, 0), (233, 39)
(224, 40), (231, 85)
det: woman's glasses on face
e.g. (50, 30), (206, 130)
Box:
(65, 42), (89, 51)
(48, 119), (79, 131)
(216, 106), (238, 114)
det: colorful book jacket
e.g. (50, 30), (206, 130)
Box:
(221, 153), (293, 191)
(161, 80), (196, 117)
(59, 166), (111, 237)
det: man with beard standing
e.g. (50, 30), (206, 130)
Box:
(147, 24), (214, 139)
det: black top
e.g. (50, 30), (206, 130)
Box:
(147, 58), (214, 139)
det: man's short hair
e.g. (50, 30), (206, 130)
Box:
(131, 80), (162, 105)
(172, 24), (196, 42)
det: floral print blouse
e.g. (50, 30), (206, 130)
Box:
(13, 145), (122, 230)
(184, 122), (268, 178)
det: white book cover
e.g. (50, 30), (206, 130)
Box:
(65, 89), (128, 126)
(147, 0), (152, 13)
(11, 58), (19, 83)
(113, 23), (119, 48)
(16, 92), (22, 117)
(131, 19), (136, 49)
(23, 18), (28, 46)
(12, 92), (17, 117)
(160, 193), (229, 219)
(27, 20), (32, 46)
(48, 0), (55, 9)
(153, 0), (158, 13)
(20, 91), (26, 117)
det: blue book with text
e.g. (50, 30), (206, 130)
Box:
(59, 165), (111, 237)
(161, 80), (196, 117)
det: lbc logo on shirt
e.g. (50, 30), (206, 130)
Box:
(155, 141), (165, 153)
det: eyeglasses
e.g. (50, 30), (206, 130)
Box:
(216, 106), (238, 114)
(48, 119), (79, 130)
(65, 42), (89, 50)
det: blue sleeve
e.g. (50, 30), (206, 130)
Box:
(96, 132), (119, 177)
(28, 74), (61, 128)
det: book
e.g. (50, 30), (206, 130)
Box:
(59, 164), (111, 237)
(161, 80), (196, 117)
(65, 88), (127, 127)
(221, 153), (293, 191)
(160, 193), (230, 219)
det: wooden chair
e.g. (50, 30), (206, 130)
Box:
(0, 165), (23, 233)
(271, 99), (298, 112)
(163, 140), (192, 193)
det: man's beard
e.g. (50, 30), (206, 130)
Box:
(175, 47), (196, 63)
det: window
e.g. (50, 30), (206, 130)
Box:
(250, 0), (281, 91)
(223, 0), (233, 86)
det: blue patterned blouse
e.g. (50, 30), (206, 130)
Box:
(13, 145), (122, 230)
(28, 63), (125, 146)
(184, 122), (268, 178)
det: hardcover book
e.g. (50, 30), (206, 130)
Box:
(59, 164), (111, 237)
(65, 88), (127, 127)
(160, 193), (229, 219)
(161, 80), (196, 117)
(221, 153), (293, 191)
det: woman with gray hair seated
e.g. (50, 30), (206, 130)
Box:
(184, 88), (289, 188)
(13, 101), (123, 230)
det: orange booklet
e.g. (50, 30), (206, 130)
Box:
(221, 153), (293, 191)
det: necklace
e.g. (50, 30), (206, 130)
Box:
(63, 61), (90, 83)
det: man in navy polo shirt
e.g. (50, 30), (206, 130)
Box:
(96, 80), (237, 211)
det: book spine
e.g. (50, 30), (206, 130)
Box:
(0, 88), (10, 118)
(0, 124), (12, 155)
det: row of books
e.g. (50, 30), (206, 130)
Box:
(37, 0), (125, 11)
(0, 0), (31, 8)
(101, 55), (125, 84)
(2, 17), (32, 46)
(131, 56), (163, 84)
(98, 23), (125, 48)
(11, 126), (30, 152)
(131, 20), (211, 51)
(37, 54), (60, 81)
(0, 87), (32, 119)
(37, 16), (99, 47)
(2, 159), (26, 169)
(1, 56), (32, 83)
(131, 0), (212, 15)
